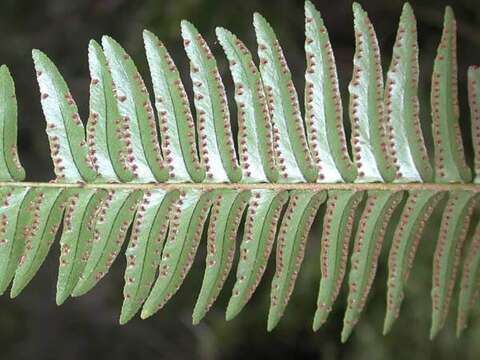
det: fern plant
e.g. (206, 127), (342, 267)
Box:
(0, 1), (479, 342)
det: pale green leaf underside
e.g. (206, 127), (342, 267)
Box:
(342, 190), (403, 342)
(181, 21), (241, 183)
(11, 187), (66, 297)
(313, 190), (364, 331)
(141, 189), (213, 319)
(120, 189), (179, 324)
(254, 13), (317, 183)
(304, 1), (356, 183)
(33, 50), (96, 182)
(72, 189), (142, 297)
(430, 191), (477, 339)
(431, 7), (471, 183)
(143, 30), (205, 183)
(350, 3), (395, 183)
(268, 190), (326, 331)
(87, 40), (134, 183)
(56, 188), (107, 305)
(386, 3), (433, 183)
(0, 0), (478, 343)
(193, 189), (250, 324)
(216, 27), (278, 183)
(0, 65), (25, 181)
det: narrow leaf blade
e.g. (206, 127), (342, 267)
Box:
(102, 36), (168, 182)
(216, 27), (278, 183)
(56, 189), (107, 305)
(32, 50), (96, 182)
(431, 7), (471, 183)
(268, 190), (326, 331)
(457, 221), (480, 336)
(430, 191), (477, 339)
(193, 189), (250, 324)
(342, 190), (403, 342)
(0, 65), (25, 181)
(349, 3), (395, 183)
(72, 189), (142, 296)
(313, 190), (364, 331)
(0, 187), (32, 293)
(11, 188), (66, 297)
(143, 30), (205, 183)
(304, 1), (356, 183)
(383, 190), (445, 334)
(254, 13), (317, 183)
(385, 4), (433, 182)
(181, 21), (241, 183)
(141, 189), (213, 319)
(226, 189), (288, 320)
(120, 189), (179, 324)
(87, 40), (134, 182)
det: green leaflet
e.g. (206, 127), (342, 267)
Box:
(102, 36), (168, 183)
(87, 40), (134, 183)
(342, 190), (403, 342)
(430, 191), (477, 339)
(431, 7), (471, 183)
(226, 189), (288, 321)
(72, 189), (143, 297)
(120, 189), (179, 324)
(304, 2), (356, 183)
(457, 221), (480, 337)
(385, 4), (433, 183)
(383, 190), (445, 334)
(0, 65), (25, 181)
(193, 190), (250, 324)
(32, 50), (96, 182)
(268, 190), (326, 331)
(0, 187), (32, 294)
(216, 27), (278, 183)
(253, 13), (317, 183)
(11, 188), (66, 297)
(313, 190), (364, 331)
(468, 65), (480, 183)
(56, 188), (107, 305)
(181, 21), (241, 183)
(349, 3), (395, 183)
(141, 189), (213, 319)
(143, 30), (205, 183)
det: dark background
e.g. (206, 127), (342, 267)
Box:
(0, 0), (479, 359)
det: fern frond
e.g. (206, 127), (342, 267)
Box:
(0, 1), (479, 342)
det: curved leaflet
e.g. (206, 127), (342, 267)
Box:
(193, 190), (251, 324)
(216, 27), (278, 183)
(430, 191), (477, 338)
(143, 30), (205, 183)
(313, 190), (364, 330)
(268, 190), (326, 331)
(11, 188), (66, 297)
(254, 13), (317, 183)
(342, 190), (403, 342)
(141, 189), (213, 319)
(56, 188), (107, 305)
(383, 190), (445, 334)
(226, 190), (288, 320)
(102, 36), (168, 182)
(120, 190), (179, 324)
(304, 1), (356, 183)
(181, 21), (241, 183)
(72, 189), (143, 296)
(0, 65), (25, 181)
(33, 50), (96, 182)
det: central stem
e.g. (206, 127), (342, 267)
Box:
(0, 181), (479, 192)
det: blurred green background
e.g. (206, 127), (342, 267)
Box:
(0, 0), (479, 359)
